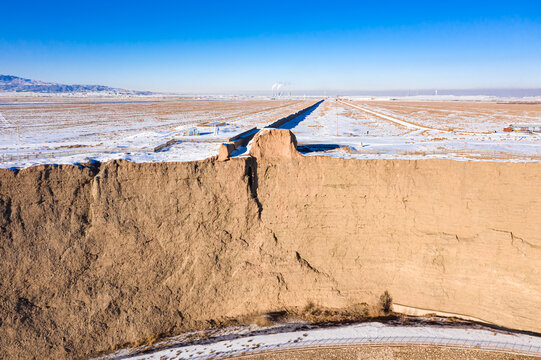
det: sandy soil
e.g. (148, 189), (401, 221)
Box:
(235, 345), (539, 360)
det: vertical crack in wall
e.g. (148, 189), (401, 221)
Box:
(245, 158), (262, 219)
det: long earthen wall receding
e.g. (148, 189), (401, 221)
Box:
(1, 130), (540, 358)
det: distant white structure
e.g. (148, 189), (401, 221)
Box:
(272, 82), (290, 98)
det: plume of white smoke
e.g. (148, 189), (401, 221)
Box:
(272, 82), (286, 97)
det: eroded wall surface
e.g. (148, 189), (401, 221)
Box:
(1, 154), (540, 358)
(256, 157), (541, 328)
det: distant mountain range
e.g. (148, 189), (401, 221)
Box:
(0, 75), (153, 95)
(2, 74), (540, 98)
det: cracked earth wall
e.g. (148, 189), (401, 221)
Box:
(1, 152), (540, 358)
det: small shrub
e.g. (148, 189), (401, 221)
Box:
(379, 290), (393, 314)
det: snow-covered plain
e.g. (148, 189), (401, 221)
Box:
(0, 98), (314, 168)
(98, 320), (541, 359)
(2, 96), (541, 168)
(287, 99), (541, 162)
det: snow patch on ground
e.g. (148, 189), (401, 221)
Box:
(98, 321), (541, 360)
(2, 98), (541, 167)
(290, 100), (541, 162)
(0, 100), (311, 168)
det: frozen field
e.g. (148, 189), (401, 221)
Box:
(1, 96), (541, 168)
(286, 99), (541, 161)
(350, 99), (541, 133)
(0, 96), (314, 168)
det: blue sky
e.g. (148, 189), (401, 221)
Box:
(1, 0), (540, 93)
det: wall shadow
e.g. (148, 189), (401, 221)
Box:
(277, 101), (323, 130)
(297, 144), (341, 153)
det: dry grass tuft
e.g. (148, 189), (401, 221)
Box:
(379, 290), (393, 314)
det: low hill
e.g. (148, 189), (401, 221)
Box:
(0, 75), (153, 95)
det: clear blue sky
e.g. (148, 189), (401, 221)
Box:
(1, 0), (540, 93)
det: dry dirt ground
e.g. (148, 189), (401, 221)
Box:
(0, 97), (312, 137)
(350, 100), (541, 132)
(234, 345), (539, 360)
